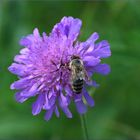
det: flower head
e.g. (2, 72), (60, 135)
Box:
(8, 17), (111, 121)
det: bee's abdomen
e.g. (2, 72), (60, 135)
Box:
(72, 79), (83, 94)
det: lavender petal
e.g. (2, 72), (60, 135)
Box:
(15, 92), (28, 103)
(61, 106), (72, 118)
(83, 89), (94, 107)
(44, 107), (54, 121)
(55, 106), (60, 118)
(32, 94), (45, 115)
(75, 99), (87, 114)
(93, 64), (111, 75)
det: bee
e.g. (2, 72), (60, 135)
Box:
(69, 55), (89, 94)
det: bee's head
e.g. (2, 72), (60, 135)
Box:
(70, 55), (83, 69)
(71, 55), (80, 60)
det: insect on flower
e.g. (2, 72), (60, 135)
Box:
(69, 55), (90, 94)
(8, 16), (111, 121)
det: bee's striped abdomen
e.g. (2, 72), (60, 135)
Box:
(72, 79), (83, 94)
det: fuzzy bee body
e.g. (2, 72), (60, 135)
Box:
(72, 79), (84, 94)
(69, 55), (89, 94)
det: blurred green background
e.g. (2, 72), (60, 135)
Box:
(0, 0), (140, 140)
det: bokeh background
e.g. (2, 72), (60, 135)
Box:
(0, 0), (140, 140)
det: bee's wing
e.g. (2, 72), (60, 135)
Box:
(70, 65), (78, 82)
(83, 67), (91, 82)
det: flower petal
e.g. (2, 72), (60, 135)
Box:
(58, 92), (72, 118)
(58, 92), (68, 107)
(19, 37), (32, 47)
(43, 93), (51, 110)
(64, 85), (73, 96)
(20, 83), (39, 97)
(15, 92), (28, 103)
(8, 63), (27, 76)
(49, 95), (56, 107)
(83, 56), (100, 67)
(75, 99), (87, 114)
(83, 89), (94, 107)
(32, 94), (45, 115)
(10, 76), (33, 90)
(43, 93), (56, 110)
(86, 80), (100, 88)
(20, 48), (29, 55)
(51, 16), (82, 42)
(61, 106), (72, 118)
(92, 40), (111, 58)
(93, 64), (111, 75)
(14, 55), (29, 64)
(33, 28), (40, 38)
(44, 106), (54, 121)
(76, 32), (99, 55)
(55, 106), (60, 118)
(84, 32), (99, 45)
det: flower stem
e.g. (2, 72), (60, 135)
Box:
(80, 114), (89, 140)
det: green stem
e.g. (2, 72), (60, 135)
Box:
(80, 114), (89, 140)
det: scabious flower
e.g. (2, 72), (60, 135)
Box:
(8, 17), (111, 121)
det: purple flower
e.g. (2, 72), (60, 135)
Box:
(8, 17), (111, 121)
